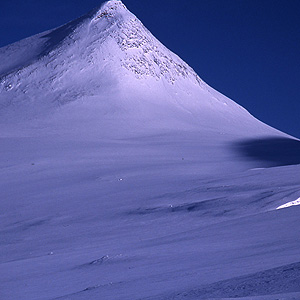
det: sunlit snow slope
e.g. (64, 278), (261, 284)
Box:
(1, 1), (300, 300)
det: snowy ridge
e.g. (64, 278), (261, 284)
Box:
(95, 2), (202, 84)
(0, 0), (202, 87)
(66, 0), (202, 84)
(0, 0), (250, 124)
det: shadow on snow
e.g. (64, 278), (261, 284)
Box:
(233, 137), (300, 167)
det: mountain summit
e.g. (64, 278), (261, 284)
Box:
(0, 0), (202, 92)
(0, 0), (281, 138)
(89, 0), (202, 85)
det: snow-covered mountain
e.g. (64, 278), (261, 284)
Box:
(0, 1), (300, 300)
(0, 0), (282, 137)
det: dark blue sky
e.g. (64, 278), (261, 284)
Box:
(1, 0), (299, 138)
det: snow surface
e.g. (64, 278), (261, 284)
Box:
(0, 1), (300, 299)
(277, 198), (300, 210)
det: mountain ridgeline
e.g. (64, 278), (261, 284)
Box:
(0, 0), (276, 138)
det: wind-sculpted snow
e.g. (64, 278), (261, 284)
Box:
(165, 262), (300, 299)
(0, 1), (300, 300)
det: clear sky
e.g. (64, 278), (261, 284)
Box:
(1, 0), (299, 138)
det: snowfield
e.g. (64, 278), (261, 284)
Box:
(0, 1), (300, 299)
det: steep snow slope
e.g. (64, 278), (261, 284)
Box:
(0, 0), (282, 137)
(0, 1), (300, 300)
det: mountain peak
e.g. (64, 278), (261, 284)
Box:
(83, 1), (203, 86)
(100, 0), (125, 9)
(0, 0), (202, 88)
(0, 0), (253, 124)
(93, 0), (128, 20)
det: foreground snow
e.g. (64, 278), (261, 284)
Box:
(1, 125), (299, 300)
(0, 1), (300, 299)
(277, 198), (300, 210)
